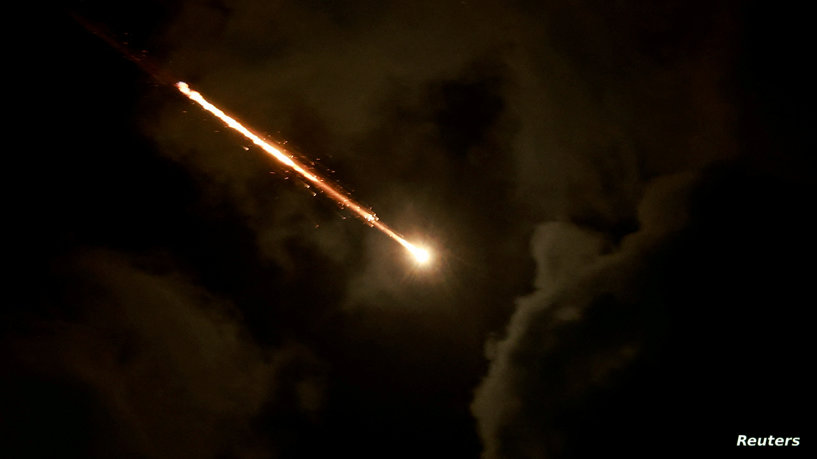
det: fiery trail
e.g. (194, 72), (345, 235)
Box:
(176, 82), (431, 263)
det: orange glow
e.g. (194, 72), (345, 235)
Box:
(176, 81), (432, 263)
(408, 245), (432, 264)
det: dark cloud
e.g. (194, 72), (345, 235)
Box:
(503, 1), (738, 230)
(3, 250), (325, 458)
(471, 173), (695, 458)
(472, 165), (813, 457)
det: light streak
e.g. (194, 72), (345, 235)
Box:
(176, 81), (432, 264)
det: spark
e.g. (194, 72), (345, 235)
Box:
(176, 82), (432, 264)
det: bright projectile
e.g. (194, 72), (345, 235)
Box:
(66, 15), (432, 264)
(175, 82), (432, 264)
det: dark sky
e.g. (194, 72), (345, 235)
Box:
(3, 1), (813, 458)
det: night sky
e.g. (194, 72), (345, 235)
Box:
(3, 1), (812, 458)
